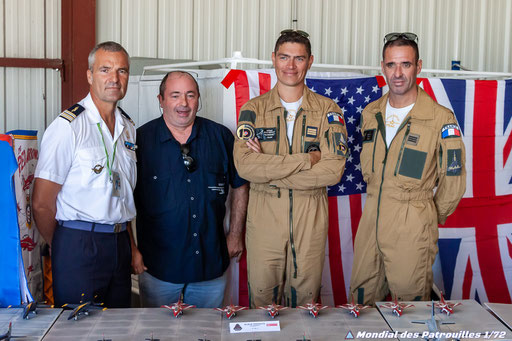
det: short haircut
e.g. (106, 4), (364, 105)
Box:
(382, 38), (419, 62)
(88, 41), (130, 70)
(158, 71), (200, 98)
(274, 31), (312, 57)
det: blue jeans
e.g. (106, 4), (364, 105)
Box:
(139, 271), (227, 308)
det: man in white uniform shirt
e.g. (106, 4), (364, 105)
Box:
(33, 41), (137, 308)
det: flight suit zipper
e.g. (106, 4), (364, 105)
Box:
(372, 129), (380, 172)
(276, 115), (281, 198)
(276, 116), (280, 155)
(374, 112), (387, 252)
(287, 108), (303, 279)
(374, 113), (411, 252)
(301, 114), (306, 152)
(394, 120), (411, 176)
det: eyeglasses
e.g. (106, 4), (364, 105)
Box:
(280, 29), (310, 39)
(180, 143), (197, 173)
(383, 32), (418, 44)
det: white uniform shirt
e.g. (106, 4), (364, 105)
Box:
(385, 100), (414, 147)
(35, 94), (137, 223)
(280, 97), (303, 146)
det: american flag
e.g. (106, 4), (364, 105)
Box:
(222, 70), (512, 305)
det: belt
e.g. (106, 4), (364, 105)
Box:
(58, 220), (127, 233)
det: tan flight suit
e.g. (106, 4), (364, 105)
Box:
(350, 86), (466, 305)
(234, 86), (347, 308)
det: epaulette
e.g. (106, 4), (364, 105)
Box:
(59, 104), (85, 123)
(118, 107), (135, 126)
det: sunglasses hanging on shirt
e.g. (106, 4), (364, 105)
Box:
(180, 143), (197, 173)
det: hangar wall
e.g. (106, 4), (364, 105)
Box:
(0, 0), (61, 139)
(98, 0), (512, 73)
(1, 0), (511, 136)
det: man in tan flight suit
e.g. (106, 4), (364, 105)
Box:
(350, 33), (466, 305)
(233, 30), (348, 308)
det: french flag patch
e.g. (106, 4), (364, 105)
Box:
(327, 112), (344, 126)
(441, 124), (462, 139)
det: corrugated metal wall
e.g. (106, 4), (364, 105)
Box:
(1, 0), (512, 135)
(0, 0), (61, 138)
(98, 0), (512, 73)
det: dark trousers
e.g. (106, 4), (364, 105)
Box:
(51, 224), (131, 308)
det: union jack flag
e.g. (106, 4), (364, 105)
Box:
(221, 70), (512, 305)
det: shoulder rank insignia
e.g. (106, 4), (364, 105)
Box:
(59, 104), (85, 123)
(118, 107), (135, 126)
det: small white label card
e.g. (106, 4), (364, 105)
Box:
(229, 321), (281, 333)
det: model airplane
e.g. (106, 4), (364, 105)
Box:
(161, 299), (195, 318)
(379, 295), (414, 317)
(62, 294), (107, 321)
(258, 303), (288, 318)
(337, 297), (370, 318)
(214, 304), (247, 319)
(96, 336), (112, 341)
(428, 292), (462, 316)
(297, 301), (329, 318)
(0, 322), (23, 340)
(7, 295), (52, 320)
(412, 302), (455, 341)
(144, 333), (160, 341)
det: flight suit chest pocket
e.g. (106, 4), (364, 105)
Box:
(360, 127), (378, 182)
(77, 147), (108, 188)
(395, 125), (432, 181)
(302, 113), (321, 152)
(397, 148), (427, 179)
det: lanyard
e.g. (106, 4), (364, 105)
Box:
(96, 123), (117, 181)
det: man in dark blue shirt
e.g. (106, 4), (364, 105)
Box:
(132, 71), (248, 308)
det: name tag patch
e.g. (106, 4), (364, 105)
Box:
(236, 124), (255, 140)
(406, 133), (420, 146)
(362, 129), (375, 143)
(255, 127), (277, 141)
(447, 149), (462, 176)
(306, 126), (318, 138)
(327, 112), (345, 126)
(441, 124), (461, 139)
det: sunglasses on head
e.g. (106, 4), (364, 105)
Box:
(383, 32), (418, 44)
(180, 143), (197, 173)
(280, 29), (310, 39)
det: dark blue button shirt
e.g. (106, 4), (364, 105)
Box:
(135, 116), (246, 283)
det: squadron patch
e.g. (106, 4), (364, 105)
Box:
(236, 124), (255, 140)
(255, 127), (277, 141)
(305, 142), (320, 153)
(327, 112), (345, 126)
(447, 149), (462, 176)
(59, 104), (85, 122)
(239, 110), (256, 124)
(441, 124), (461, 139)
(306, 126), (318, 138)
(334, 132), (349, 157)
(362, 129), (375, 143)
